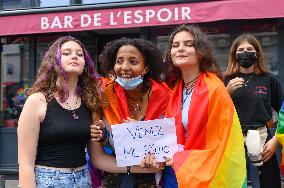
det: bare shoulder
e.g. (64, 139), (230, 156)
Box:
(25, 92), (46, 106)
(23, 92), (47, 121)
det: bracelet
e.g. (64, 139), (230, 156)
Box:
(127, 166), (131, 175)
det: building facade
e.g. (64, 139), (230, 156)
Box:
(0, 0), (284, 174)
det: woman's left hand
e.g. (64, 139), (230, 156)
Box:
(262, 136), (278, 162)
(90, 120), (105, 142)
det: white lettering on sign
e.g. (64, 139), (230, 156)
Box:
(157, 8), (172, 22)
(41, 17), (49, 30)
(64, 16), (73, 28)
(182, 7), (191, 20)
(124, 11), (132, 25)
(112, 118), (178, 167)
(51, 16), (62, 29)
(110, 12), (119, 26)
(41, 16), (74, 30)
(134, 10), (143, 24)
(39, 6), (191, 31)
(93, 13), (102, 26)
(174, 7), (179, 21)
(145, 9), (155, 23)
(81, 14), (91, 27)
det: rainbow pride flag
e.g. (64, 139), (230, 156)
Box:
(166, 72), (247, 188)
(102, 78), (171, 127)
(276, 101), (284, 174)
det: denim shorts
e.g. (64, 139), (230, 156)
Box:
(35, 165), (92, 188)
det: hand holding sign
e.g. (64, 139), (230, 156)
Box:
(112, 118), (178, 167)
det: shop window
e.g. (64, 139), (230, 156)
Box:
(35, 0), (70, 8)
(207, 34), (230, 72)
(156, 36), (168, 54)
(0, 37), (30, 128)
(2, 0), (22, 10)
(82, 0), (137, 4)
(253, 32), (279, 75)
(36, 36), (56, 70)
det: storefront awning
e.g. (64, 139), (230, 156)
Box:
(0, 0), (283, 36)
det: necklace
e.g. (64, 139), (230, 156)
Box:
(127, 89), (151, 119)
(66, 96), (79, 120)
(181, 79), (197, 110)
(244, 74), (253, 87)
(184, 76), (198, 94)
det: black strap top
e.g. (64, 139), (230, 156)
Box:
(35, 99), (92, 168)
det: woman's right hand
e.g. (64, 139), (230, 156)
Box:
(163, 156), (174, 167)
(90, 120), (105, 142)
(140, 152), (166, 171)
(226, 77), (244, 94)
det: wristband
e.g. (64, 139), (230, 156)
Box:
(127, 166), (131, 175)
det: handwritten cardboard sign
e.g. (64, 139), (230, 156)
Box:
(112, 118), (178, 167)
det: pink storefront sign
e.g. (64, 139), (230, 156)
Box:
(0, 0), (284, 36)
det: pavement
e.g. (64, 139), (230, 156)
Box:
(1, 174), (19, 188)
(5, 180), (19, 188)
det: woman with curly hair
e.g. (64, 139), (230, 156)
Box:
(89, 37), (171, 188)
(144, 25), (246, 188)
(17, 36), (102, 188)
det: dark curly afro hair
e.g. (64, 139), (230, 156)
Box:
(99, 37), (165, 90)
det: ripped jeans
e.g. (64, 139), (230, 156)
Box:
(35, 165), (92, 188)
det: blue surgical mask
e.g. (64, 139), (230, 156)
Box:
(115, 75), (143, 90)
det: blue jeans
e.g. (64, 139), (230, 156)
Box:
(35, 165), (92, 188)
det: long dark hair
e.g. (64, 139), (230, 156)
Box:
(224, 34), (269, 76)
(164, 25), (222, 88)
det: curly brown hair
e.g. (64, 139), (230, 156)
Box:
(224, 34), (269, 76)
(28, 36), (102, 111)
(98, 37), (164, 91)
(164, 25), (222, 88)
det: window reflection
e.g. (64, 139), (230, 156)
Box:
(83, 0), (137, 4)
(2, 0), (22, 10)
(35, 0), (70, 8)
(208, 34), (230, 72)
(1, 37), (30, 127)
(254, 32), (279, 75)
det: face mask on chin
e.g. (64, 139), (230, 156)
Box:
(236, 51), (257, 69)
(115, 75), (143, 90)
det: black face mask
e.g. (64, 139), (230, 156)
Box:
(236, 51), (257, 69)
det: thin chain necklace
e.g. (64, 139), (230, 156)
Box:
(127, 89), (151, 119)
(184, 76), (198, 94)
(181, 78), (197, 110)
(244, 74), (253, 87)
(66, 96), (80, 120)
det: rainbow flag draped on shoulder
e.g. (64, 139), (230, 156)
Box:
(276, 101), (284, 174)
(166, 72), (247, 188)
(102, 78), (171, 128)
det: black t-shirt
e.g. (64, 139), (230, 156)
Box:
(224, 73), (283, 126)
(35, 99), (92, 168)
